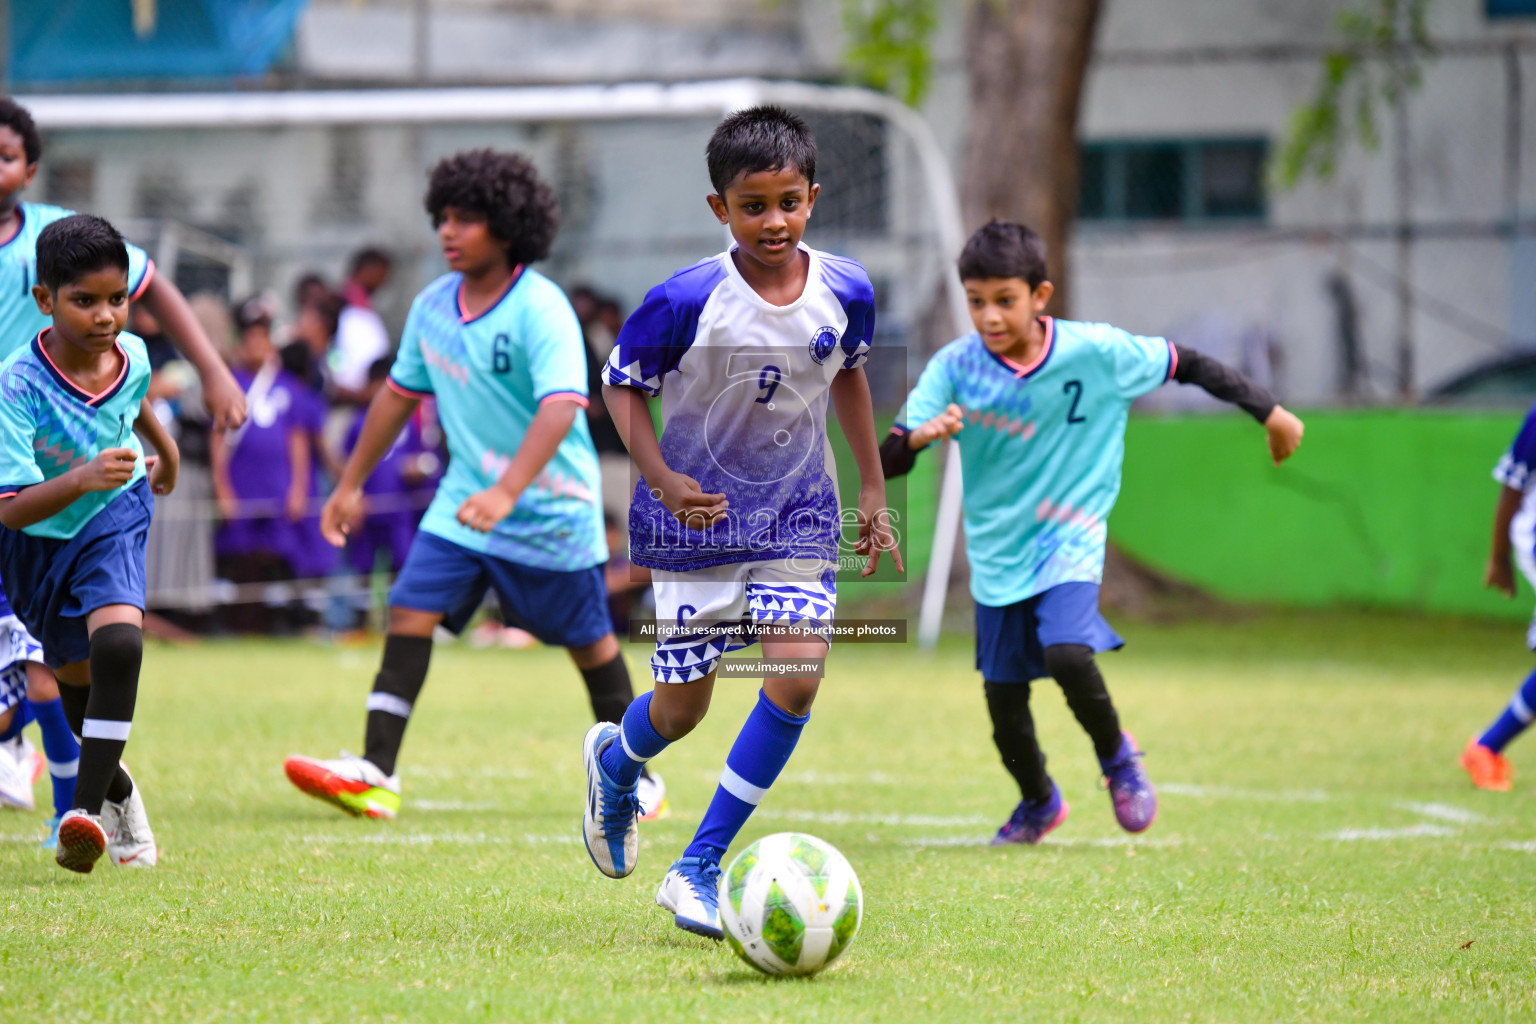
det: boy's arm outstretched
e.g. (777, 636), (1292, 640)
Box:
(830, 366), (902, 576)
(137, 275), (247, 432)
(320, 384), (419, 546)
(1169, 346), (1303, 465)
(602, 383), (729, 530)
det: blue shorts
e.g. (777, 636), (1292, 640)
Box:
(389, 531), (611, 648)
(975, 582), (1124, 683)
(0, 479), (152, 669)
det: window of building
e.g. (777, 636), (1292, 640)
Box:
(1488, 0), (1536, 18)
(1079, 138), (1268, 224)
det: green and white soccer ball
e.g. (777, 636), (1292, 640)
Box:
(719, 832), (863, 977)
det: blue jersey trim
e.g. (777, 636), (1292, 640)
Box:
(981, 318), (1056, 381)
(31, 332), (133, 408)
(457, 265), (526, 325)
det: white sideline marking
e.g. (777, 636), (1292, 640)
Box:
(411, 800), (499, 812)
(757, 809), (990, 828)
(778, 771), (906, 786)
(1496, 840), (1536, 852)
(405, 765), (536, 781)
(1396, 802), (1492, 825)
(301, 831), (578, 846)
(1320, 824), (1459, 841)
(1159, 782), (1331, 803)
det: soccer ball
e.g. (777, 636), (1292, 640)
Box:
(719, 832), (863, 976)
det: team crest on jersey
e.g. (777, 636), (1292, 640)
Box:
(809, 326), (840, 365)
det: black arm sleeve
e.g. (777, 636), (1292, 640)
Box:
(880, 429), (921, 479)
(1171, 345), (1278, 424)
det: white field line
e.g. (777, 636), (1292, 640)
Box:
(403, 765), (538, 781)
(756, 809), (991, 828)
(410, 800), (500, 812)
(902, 833), (1184, 849)
(1158, 782), (1331, 803)
(1320, 824), (1460, 841)
(1395, 802), (1493, 825)
(300, 831), (578, 846)
(777, 771), (907, 785)
(1496, 840), (1536, 852)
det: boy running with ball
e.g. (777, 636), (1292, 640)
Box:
(0, 215), (184, 872)
(581, 106), (898, 939)
(883, 220), (1303, 844)
(284, 150), (661, 819)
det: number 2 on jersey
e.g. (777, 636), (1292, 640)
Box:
(1063, 380), (1086, 424)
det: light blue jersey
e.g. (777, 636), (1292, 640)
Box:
(0, 204), (153, 358)
(388, 268), (606, 570)
(0, 330), (152, 539)
(897, 317), (1174, 607)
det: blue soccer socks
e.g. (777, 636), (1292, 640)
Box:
(1479, 666), (1536, 754)
(28, 697), (77, 817)
(601, 691), (669, 788)
(684, 689), (808, 864)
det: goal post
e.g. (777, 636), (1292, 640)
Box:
(22, 79), (969, 644)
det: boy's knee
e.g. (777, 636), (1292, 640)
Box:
(650, 687), (709, 738)
(89, 623), (144, 676)
(1044, 643), (1095, 683)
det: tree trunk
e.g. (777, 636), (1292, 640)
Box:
(962, 0), (1102, 316)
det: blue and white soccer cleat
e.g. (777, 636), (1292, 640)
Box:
(656, 855), (723, 940)
(582, 722), (640, 878)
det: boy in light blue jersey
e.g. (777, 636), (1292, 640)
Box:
(0, 99), (244, 844)
(284, 150), (663, 822)
(883, 220), (1304, 844)
(581, 107), (899, 941)
(0, 215), (185, 873)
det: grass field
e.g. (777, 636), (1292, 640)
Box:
(4, 609), (1536, 1022)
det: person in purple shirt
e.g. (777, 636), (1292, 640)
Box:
(342, 359), (435, 582)
(212, 297), (318, 633)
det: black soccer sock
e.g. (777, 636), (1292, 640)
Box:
(59, 679), (133, 804)
(362, 634), (433, 778)
(1044, 644), (1123, 762)
(74, 624), (143, 816)
(983, 680), (1053, 804)
(581, 653), (635, 725)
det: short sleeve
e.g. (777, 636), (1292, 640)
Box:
(1095, 324), (1174, 401)
(823, 257), (876, 370)
(0, 375), (42, 495)
(126, 243), (154, 301)
(387, 300), (432, 398)
(1495, 404), (1536, 490)
(605, 284), (683, 397)
(895, 349), (956, 437)
(524, 284), (589, 406)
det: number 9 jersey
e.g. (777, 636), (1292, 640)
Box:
(387, 267), (606, 571)
(895, 318), (1175, 608)
(604, 244), (875, 573)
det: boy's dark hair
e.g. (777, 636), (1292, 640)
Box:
(0, 99), (42, 165)
(36, 214), (128, 291)
(424, 149), (559, 266)
(706, 105), (817, 197)
(957, 219), (1049, 289)
(349, 247), (392, 275)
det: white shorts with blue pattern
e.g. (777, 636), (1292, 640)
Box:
(649, 558), (836, 684)
(0, 614), (44, 714)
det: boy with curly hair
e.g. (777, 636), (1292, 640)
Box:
(283, 150), (660, 819)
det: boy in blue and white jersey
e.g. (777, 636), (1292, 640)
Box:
(0, 215), (186, 873)
(0, 99), (244, 844)
(283, 150), (661, 821)
(582, 106), (899, 940)
(883, 220), (1304, 845)
(1460, 407), (1536, 791)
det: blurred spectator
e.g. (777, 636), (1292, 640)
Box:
(211, 295), (325, 634)
(293, 271), (332, 312)
(339, 358), (440, 622)
(603, 514), (651, 636)
(331, 247), (393, 404)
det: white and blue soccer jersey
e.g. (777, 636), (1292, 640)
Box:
(897, 317), (1175, 608)
(604, 244), (875, 571)
(0, 204), (153, 358)
(387, 268), (606, 571)
(0, 330), (152, 539)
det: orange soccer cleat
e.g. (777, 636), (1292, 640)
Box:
(1460, 737), (1514, 792)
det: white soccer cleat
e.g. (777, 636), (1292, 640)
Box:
(102, 769), (157, 868)
(637, 768), (669, 822)
(54, 810), (107, 874)
(0, 736), (35, 811)
(284, 752), (402, 819)
(582, 722), (640, 879)
(655, 856), (723, 940)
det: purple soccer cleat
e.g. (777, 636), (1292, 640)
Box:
(1101, 731), (1157, 833)
(991, 782), (1070, 846)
